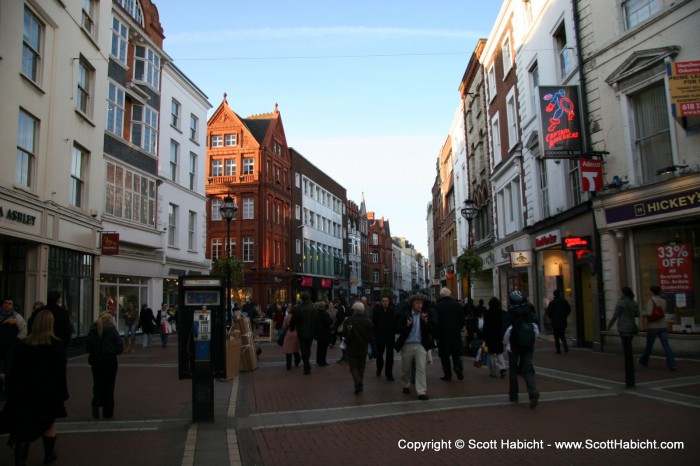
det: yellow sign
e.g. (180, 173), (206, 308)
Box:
(667, 60), (700, 117)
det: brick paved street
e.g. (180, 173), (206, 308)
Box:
(1, 335), (698, 465)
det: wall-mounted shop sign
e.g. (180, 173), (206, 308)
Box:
(0, 206), (37, 226)
(535, 230), (561, 250)
(562, 236), (592, 250)
(579, 159), (603, 192)
(667, 60), (700, 117)
(538, 86), (583, 157)
(101, 232), (120, 255)
(510, 251), (533, 268)
(604, 188), (700, 226)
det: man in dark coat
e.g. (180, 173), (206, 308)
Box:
(291, 292), (317, 374)
(395, 295), (438, 400)
(29, 291), (72, 351)
(503, 290), (540, 408)
(344, 302), (376, 394)
(435, 288), (465, 381)
(545, 289), (571, 353)
(372, 296), (397, 381)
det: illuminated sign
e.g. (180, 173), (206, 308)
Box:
(578, 159), (603, 192)
(538, 86), (583, 157)
(535, 230), (561, 250)
(510, 251), (533, 268)
(604, 188), (700, 225)
(562, 236), (592, 250)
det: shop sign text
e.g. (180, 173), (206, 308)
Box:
(657, 243), (692, 292)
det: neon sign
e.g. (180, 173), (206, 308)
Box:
(539, 86), (583, 157)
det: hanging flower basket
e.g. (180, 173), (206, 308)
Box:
(457, 252), (483, 278)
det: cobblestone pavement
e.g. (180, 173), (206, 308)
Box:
(1, 336), (698, 465)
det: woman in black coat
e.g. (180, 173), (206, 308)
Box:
(138, 304), (157, 348)
(0, 310), (68, 465)
(482, 297), (507, 378)
(86, 312), (124, 420)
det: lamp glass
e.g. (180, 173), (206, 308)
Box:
(460, 199), (478, 221)
(219, 195), (238, 221)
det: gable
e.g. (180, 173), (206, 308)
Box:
(605, 47), (679, 87)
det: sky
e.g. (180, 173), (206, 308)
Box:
(156, 0), (503, 256)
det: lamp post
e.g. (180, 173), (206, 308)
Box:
(460, 198), (478, 301)
(219, 195), (238, 322)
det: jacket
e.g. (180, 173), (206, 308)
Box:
(139, 307), (157, 333)
(86, 323), (124, 365)
(609, 297), (640, 336)
(372, 303), (397, 343)
(502, 304), (538, 353)
(545, 297), (571, 330)
(435, 296), (465, 345)
(292, 302), (317, 340)
(394, 308), (437, 352)
(344, 312), (376, 358)
(30, 303), (72, 349)
(316, 309), (332, 342)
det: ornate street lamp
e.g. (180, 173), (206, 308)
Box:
(219, 195), (238, 321)
(460, 198), (478, 300)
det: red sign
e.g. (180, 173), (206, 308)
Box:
(562, 236), (591, 250)
(657, 243), (693, 292)
(578, 159), (603, 192)
(101, 232), (119, 255)
(321, 278), (332, 288)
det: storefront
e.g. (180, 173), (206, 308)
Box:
(593, 173), (700, 355)
(492, 235), (531, 311)
(292, 274), (338, 303)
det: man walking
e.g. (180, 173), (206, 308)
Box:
(395, 295), (437, 400)
(372, 296), (397, 381)
(545, 290), (571, 354)
(344, 302), (376, 394)
(30, 291), (72, 350)
(435, 288), (465, 381)
(292, 292), (317, 374)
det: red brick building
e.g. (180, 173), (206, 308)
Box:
(367, 212), (392, 302)
(206, 96), (292, 308)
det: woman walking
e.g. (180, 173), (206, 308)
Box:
(0, 310), (68, 465)
(281, 306), (301, 370)
(483, 297), (507, 378)
(138, 304), (157, 349)
(608, 287), (641, 388)
(86, 312), (124, 420)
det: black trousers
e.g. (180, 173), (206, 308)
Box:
(438, 342), (463, 379)
(375, 336), (394, 377)
(348, 354), (368, 390)
(316, 339), (329, 364)
(621, 335), (635, 387)
(553, 327), (568, 352)
(299, 337), (314, 371)
(91, 356), (118, 418)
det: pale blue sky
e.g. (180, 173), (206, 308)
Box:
(157, 0), (502, 255)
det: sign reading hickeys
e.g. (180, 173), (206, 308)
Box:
(604, 188), (700, 225)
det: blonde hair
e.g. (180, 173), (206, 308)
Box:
(25, 310), (55, 346)
(96, 311), (115, 337)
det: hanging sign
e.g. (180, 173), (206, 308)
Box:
(538, 86), (583, 157)
(101, 232), (120, 255)
(578, 159), (603, 192)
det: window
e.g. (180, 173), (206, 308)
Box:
(624, 0), (659, 29)
(372, 252), (378, 263)
(225, 159), (236, 176)
(116, 0), (143, 25)
(630, 81), (672, 185)
(211, 159), (222, 177)
(76, 58), (93, 116)
(131, 105), (158, 154)
(506, 89), (518, 149)
(16, 109), (38, 187)
(243, 237), (254, 262)
(171, 99), (181, 128)
(188, 211), (196, 250)
(554, 23), (572, 78)
(134, 46), (160, 89)
(372, 233), (379, 245)
(169, 140), (179, 181)
(211, 135), (222, 147)
(502, 36), (512, 74)
(81, 0), (95, 35)
(106, 81), (125, 136)
(168, 204), (177, 246)
(70, 145), (87, 208)
(190, 115), (199, 141)
(211, 238), (222, 260)
(105, 162), (156, 226)
(243, 158), (254, 175)
(242, 198), (254, 220)
(538, 159), (550, 218)
(529, 62), (539, 119)
(22, 8), (42, 83)
(487, 65), (497, 101)
(491, 114), (502, 166)
(211, 198), (222, 221)
(189, 153), (196, 190)
(373, 271), (379, 283)
(568, 160), (582, 206)
(111, 16), (128, 64)
(224, 134), (237, 146)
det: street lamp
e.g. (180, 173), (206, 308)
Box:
(460, 198), (478, 300)
(219, 195), (238, 322)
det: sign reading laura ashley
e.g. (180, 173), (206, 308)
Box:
(0, 206), (37, 226)
(604, 188), (700, 225)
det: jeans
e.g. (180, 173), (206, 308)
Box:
(508, 350), (538, 400)
(401, 343), (427, 395)
(142, 332), (153, 348)
(639, 328), (676, 370)
(124, 323), (137, 341)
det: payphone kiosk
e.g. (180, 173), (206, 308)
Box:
(177, 276), (225, 421)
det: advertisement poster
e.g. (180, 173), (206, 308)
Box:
(656, 243), (692, 292)
(666, 60), (700, 117)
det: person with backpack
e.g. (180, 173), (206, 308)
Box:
(343, 302), (376, 394)
(638, 286), (676, 371)
(502, 290), (540, 409)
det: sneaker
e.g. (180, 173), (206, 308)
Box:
(529, 392), (540, 409)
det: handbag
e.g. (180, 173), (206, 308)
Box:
(277, 329), (286, 346)
(648, 299), (665, 322)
